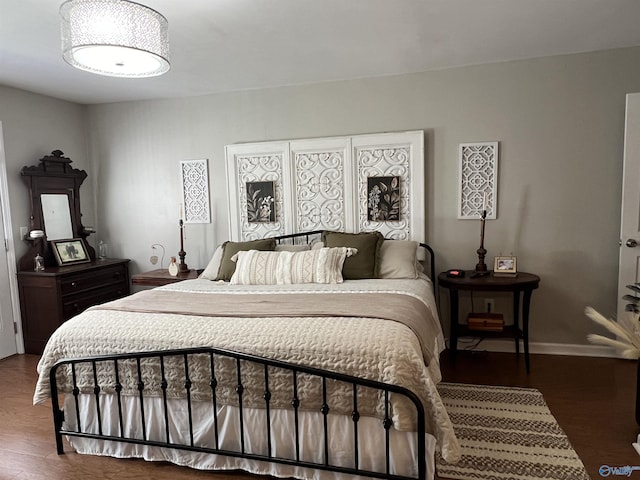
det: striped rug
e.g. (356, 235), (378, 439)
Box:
(436, 383), (590, 480)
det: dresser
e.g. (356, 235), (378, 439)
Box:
(18, 259), (130, 354)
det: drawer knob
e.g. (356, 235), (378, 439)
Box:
(71, 282), (77, 288)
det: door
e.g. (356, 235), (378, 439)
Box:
(0, 122), (18, 359)
(618, 93), (640, 320)
(0, 193), (17, 359)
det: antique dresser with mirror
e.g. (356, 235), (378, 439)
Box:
(17, 150), (130, 354)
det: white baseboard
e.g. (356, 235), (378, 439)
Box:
(452, 337), (622, 358)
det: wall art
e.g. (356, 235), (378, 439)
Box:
(458, 142), (498, 219)
(367, 176), (400, 221)
(226, 131), (424, 241)
(181, 159), (210, 224)
(246, 181), (276, 223)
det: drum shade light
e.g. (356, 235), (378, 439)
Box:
(60, 0), (170, 78)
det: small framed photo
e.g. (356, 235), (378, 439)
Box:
(246, 181), (276, 223)
(367, 175), (400, 221)
(494, 255), (517, 274)
(51, 238), (91, 266)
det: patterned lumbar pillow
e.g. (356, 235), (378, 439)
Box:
(229, 247), (357, 285)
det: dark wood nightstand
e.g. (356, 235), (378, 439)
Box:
(438, 271), (540, 373)
(131, 268), (199, 287)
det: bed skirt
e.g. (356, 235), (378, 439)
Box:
(64, 394), (436, 480)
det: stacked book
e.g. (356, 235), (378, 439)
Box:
(466, 313), (504, 332)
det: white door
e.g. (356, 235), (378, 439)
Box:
(618, 93), (640, 320)
(0, 197), (17, 358)
(0, 123), (18, 359)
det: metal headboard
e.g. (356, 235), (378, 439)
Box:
(272, 231), (436, 288)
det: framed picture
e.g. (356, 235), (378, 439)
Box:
(367, 175), (400, 221)
(494, 255), (517, 274)
(51, 238), (91, 266)
(246, 181), (276, 223)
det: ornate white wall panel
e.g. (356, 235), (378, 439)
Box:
(226, 142), (290, 241)
(353, 132), (424, 240)
(226, 131), (425, 241)
(290, 138), (351, 234)
(458, 142), (498, 219)
(181, 159), (210, 224)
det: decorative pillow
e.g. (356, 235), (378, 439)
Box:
(275, 244), (311, 252)
(215, 238), (276, 281)
(199, 245), (224, 280)
(230, 247), (356, 285)
(378, 240), (419, 279)
(321, 231), (384, 279)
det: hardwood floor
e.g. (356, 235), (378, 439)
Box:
(1, 351), (638, 479)
(440, 349), (640, 478)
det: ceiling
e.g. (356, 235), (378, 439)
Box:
(2, 0), (640, 105)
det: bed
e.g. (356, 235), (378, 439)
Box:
(34, 231), (460, 480)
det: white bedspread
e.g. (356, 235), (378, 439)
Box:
(34, 277), (460, 463)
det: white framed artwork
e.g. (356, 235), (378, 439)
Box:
(180, 159), (211, 224)
(458, 142), (498, 219)
(225, 131), (425, 241)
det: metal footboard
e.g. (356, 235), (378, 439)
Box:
(49, 347), (428, 479)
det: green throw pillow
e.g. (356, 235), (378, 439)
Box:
(215, 238), (276, 281)
(321, 231), (384, 279)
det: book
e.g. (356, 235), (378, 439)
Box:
(467, 313), (504, 332)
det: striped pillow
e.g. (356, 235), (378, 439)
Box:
(230, 247), (357, 285)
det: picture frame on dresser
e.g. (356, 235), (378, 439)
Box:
(51, 238), (90, 266)
(494, 255), (517, 276)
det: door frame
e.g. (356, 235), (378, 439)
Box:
(0, 122), (24, 354)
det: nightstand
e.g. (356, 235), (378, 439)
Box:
(131, 268), (199, 287)
(438, 271), (540, 373)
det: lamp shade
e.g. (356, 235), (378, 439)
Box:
(60, 0), (170, 78)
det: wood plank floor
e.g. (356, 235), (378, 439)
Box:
(1, 351), (638, 479)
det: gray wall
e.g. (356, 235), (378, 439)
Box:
(81, 47), (640, 346)
(0, 85), (89, 263)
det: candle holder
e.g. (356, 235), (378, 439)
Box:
(475, 208), (489, 275)
(178, 219), (190, 273)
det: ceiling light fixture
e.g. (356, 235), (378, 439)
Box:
(59, 0), (170, 78)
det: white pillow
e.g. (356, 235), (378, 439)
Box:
(230, 247), (356, 285)
(378, 240), (419, 279)
(199, 245), (224, 280)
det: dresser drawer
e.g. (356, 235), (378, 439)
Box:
(62, 283), (129, 319)
(19, 258), (130, 354)
(60, 265), (128, 296)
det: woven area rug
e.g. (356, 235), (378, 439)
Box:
(436, 383), (590, 480)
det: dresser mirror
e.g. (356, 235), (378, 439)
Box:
(41, 193), (74, 240)
(19, 150), (94, 270)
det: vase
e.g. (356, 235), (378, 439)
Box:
(168, 257), (178, 276)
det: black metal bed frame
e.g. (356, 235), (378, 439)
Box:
(48, 230), (437, 479)
(50, 347), (428, 479)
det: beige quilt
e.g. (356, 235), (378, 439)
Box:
(33, 277), (460, 463)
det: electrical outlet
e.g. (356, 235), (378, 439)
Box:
(20, 226), (28, 239)
(485, 298), (494, 313)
